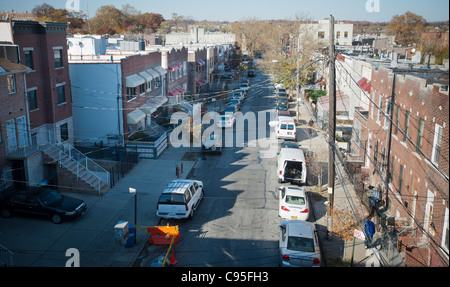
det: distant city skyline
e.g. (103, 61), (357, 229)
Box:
(1, 0), (449, 23)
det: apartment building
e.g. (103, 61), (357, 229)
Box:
(0, 56), (32, 190)
(367, 66), (449, 267)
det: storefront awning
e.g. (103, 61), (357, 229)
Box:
(127, 109), (146, 124)
(126, 74), (145, 87)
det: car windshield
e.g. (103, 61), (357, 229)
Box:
(287, 236), (315, 252)
(37, 189), (63, 205)
(282, 142), (298, 149)
(158, 193), (186, 205)
(288, 124), (295, 130)
(286, 195), (305, 205)
(277, 105), (288, 111)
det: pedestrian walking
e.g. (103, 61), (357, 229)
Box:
(364, 217), (376, 249)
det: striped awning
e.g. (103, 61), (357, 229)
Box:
(168, 63), (183, 70)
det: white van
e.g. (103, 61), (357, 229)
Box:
(275, 116), (296, 141)
(156, 179), (204, 219)
(277, 147), (307, 185)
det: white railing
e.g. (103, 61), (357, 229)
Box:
(0, 243), (13, 266)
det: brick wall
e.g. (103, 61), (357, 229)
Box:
(368, 65), (449, 266)
(12, 21), (73, 133)
(120, 52), (162, 140)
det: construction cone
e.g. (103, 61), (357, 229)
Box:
(170, 248), (178, 265)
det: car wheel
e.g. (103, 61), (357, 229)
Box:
(1, 209), (11, 218)
(51, 214), (62, 224)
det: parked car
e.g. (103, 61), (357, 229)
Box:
(229, 99), (241, 109)
(276, 110), (290, 119)
(276, 104), (289, 112)
(217, 114), (235, 128)
(247, 69), (256, 77)
(275, 88), (287, 94)
(278, 186), (309, 221)
(0, 187), (87, 224)
(239, 82), (250, 91)
(279, 220), (321, 267)
(156, 179), (204, 219)
(202, 134), (222, 154)
(224, 104), (238, 116)
(276, 98), (289, 106)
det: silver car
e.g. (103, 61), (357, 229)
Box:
(279, 220), (321, 267)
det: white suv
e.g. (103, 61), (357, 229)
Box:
(156, 180), (204, 219)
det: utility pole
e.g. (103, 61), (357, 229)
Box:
(384, 73), (396, 209)
(296, 28), (300, 124)
(327, 15), (336, 240)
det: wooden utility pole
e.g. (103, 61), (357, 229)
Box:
(327, 15), (336, 240)
(384, 73), (396, 208)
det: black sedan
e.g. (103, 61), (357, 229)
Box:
(0, 188), (87, 224)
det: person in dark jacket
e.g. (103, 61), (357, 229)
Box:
(364, 217), (376, 248)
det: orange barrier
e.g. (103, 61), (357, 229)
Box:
(147, 224), (180, 245)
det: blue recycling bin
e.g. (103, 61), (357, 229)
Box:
(124, 224), (136, 248)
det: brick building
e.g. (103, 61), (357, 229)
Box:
(187, 46), (207, 98)
(0, 57), (32, 190)
(161, 46), (188, 106)
(367, 65), (449, 266)
(9, 20), (74, 146)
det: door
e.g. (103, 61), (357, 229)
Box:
(423, 190), (434, 240)
(5, 119), (17, 153)
(16, 116), (29, 147)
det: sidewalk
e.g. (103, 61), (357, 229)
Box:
(294, 91), (383, 267)
(81, 145), (201, 267)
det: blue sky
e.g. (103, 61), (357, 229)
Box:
(2, 0), (449, 22)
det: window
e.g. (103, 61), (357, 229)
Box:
(56, 85), (66, 104)
(373, 140), (379, 168)
(442, 208), (449, 253)
(384, 99), (391, 129)
(389, 155), (395, 183)
(169, 71), (174, 82)
(60, 123), (69, 141)
(398, 164), (404, 195)
(415, 118), (425, 153)
(336, 31), (340, 39)
(394, 105), (400, 136)
(403, 111), (410, 142)
(127, 87), (136, 101)
(139, 83), (145, 95)
(28, 89), (38, 110)
(377, 95), (383, 123)
(24, 50), (34, 70)
(318, 31), (325, 39)
(7, 75), (16, 94)
(432, 124), (443, 165)
(381, 147), (386, 174)
(344, 31), (348, 38)
(54, 49), (63, 68)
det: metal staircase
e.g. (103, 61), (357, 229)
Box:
(40, 142), (110, 194)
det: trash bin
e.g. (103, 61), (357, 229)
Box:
(114, 221), (129, 244)
(124, 224), (136, 248)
